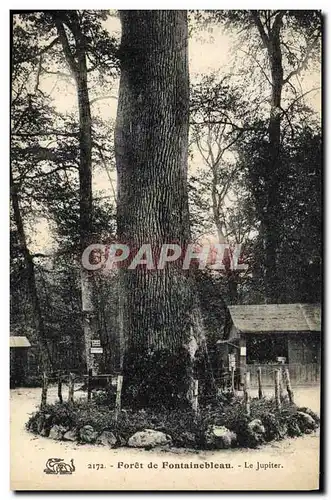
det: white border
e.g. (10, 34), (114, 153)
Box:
(1, 4), (328, 499)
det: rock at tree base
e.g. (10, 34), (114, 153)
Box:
(79, 425), (98, 443)
(40, 414), (53, 437)
(128, 429), (172, 448)
(36, 415), (44, 434)
(40, 426), (49, 437)
(248, 419), (266, 435)
(297, 407), (320, 423)
(63, 429), (77, 442)
(297, 411), (317, 430)
(246, 419), (266, 446)
(96, 431), (117, 447)
(49, 425), (67, 440)
(205, 425), (237, 449)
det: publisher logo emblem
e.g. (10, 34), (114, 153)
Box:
(44, 458), (75, 475)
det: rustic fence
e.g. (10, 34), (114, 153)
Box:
(40, 373), (203, 419)
(246, 363), (320, 387)
(243, 367), (295, 416)
(40, 371), (124, 420)
(40, 367), (299, 421)
(216, 365), (297, 416)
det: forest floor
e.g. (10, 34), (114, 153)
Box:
(10, 385), (321, 491)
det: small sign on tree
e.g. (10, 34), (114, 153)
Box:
(90, 347), (103, 354)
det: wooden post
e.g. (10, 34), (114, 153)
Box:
(284, 368), (294, 404)
(231, 367), (235, 394)
(114, 375), (123, 422)
(87, 368), (92, 402)
(106, 376), (111, 402)
(68, 372), (74, 404)
(40, 372), (48, 409)
(57, 374), (63, 404)
(244, 371), (250, 417)
(274, 369), (281, 410)
(239, 336), (247, 388)
(279, 368), (287, 400)
(257, 367), (263, 399)
(192, 379), (199, 416)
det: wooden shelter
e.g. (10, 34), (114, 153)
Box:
(220, 304), (321, 388)
(10, 336), (31, 387)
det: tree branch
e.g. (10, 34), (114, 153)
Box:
(251, 11), (270, 49)
(285, 86), (321, 113)
(94, 142), (117, 201)
(24, 165), (79, 180)
(15, 37), (60, 64)
(41, 66), (73, 80)
(238, 48), (272, 86)
(283, 32), (321, 85)
(13, 130), (79, 138)
(271, 11), (285, 35)
(90, 95), (118, 105)
(53, 18), (78, 76)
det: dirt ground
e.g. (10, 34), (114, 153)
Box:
(10, 385), (321, 491)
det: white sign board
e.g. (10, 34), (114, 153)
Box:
(91, 340), (101, 347)
(240, 346), (247, 356)
(90, 347), (103, 354)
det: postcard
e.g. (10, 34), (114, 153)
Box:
(10, 9), (322, 491)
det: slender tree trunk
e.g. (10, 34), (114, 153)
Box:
(252, 12), (285, 303)
(211, 191), (239, 304)
(264, 26), (284, 303)
(115, 10), (207, 409)
(10, 168), (52, 372)
(54, 14), (98, 373)
(76, 37), (99, 374)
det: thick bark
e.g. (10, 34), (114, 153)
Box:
(115, 10), (207, 408)
(10, 168), (52, 372)
(54, 14), (98, 372)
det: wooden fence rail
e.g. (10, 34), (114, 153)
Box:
(246, 363), (320, 387)
(217, 367), (297, 409)
(40, 372), (123, 409)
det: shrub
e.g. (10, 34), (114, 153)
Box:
(26, 396), (319, 449)
(92, 390), (115, 406)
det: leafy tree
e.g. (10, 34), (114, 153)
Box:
(11, 11), (118, 372)
(202, 10), (322, 300)
(189, 75), (259, 303)
(236, 117), (321, 303)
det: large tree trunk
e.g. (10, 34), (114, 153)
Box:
(54, 14), (98, 373)
(10, 168), (52, 372)
(115, 10), (207, 409)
